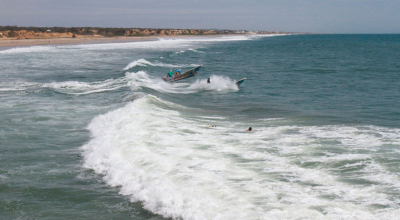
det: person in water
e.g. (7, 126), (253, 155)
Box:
(168, 70), (173, 77)
(247, 127), (252, 132)
(176, 69), (181, 76)
(207, 78), (211, 83)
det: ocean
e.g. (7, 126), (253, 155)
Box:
(1, 34), (400, 220)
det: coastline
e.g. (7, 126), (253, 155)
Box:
(0, 36), (161, 48)
(0, 34), (253, 49)
(0, 26), (295, 49)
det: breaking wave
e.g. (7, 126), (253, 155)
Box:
(188, 75), (240, 92)
(0, 72), (241, 96)
(82, 95), (400, 220)
(126, 72), (240, 93)
(0, 46), (56, 54)
(0, 78), (128, 95)
(123, 59), (196, 70)
(0, 34), (282, 55)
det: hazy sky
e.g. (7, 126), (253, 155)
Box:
(1, 0), (399, 33)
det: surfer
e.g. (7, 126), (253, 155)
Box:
(246, 127), (252, 132)
(207, 78), (211, 83)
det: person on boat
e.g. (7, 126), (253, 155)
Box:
(207, 78), (211, 83)
(176, 69), (181, 76)
(246, 127), (252, 132)
(167, 70), (173, 77)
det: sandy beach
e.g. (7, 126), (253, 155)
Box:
(0, 27), (275, 49)
(0, 36), (162, 48)
(0, 34), (246, 49)
(0, 34), (258, 50)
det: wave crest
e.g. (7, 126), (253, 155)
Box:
(82, 99), (400, 219)
(188, 75), (239, 92)
(123, 58), (196, 70)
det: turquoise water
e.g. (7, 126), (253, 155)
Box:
(1, 34), (400, 219)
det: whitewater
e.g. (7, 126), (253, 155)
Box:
(1, 34), (400, 220)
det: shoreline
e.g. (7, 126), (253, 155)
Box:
(0, 34), (251, 49)
(0, 36), (161, 48)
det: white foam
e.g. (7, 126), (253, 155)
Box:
(0, 81), (42, 92)
(126, 72), (239, 94)
(123, 58), (154, 70)
(247, 34), (287, 40)
(0, 174), (8, 180)
(0, 87), (29, 92)
(0, 45), (55, 54)
(42, 78), (128, 95)
(0, 71), (240, 96)
(360, 161), (400, 188)
(158, 35), (267, 43)
(83, 95), (261, 219)
(60, 39), (191, 51)
(44, 81), (93, 89)
(125, 71), (185, 93)
(0, 34), (284, 55)
(123, 58), (195, 70)
(188, 48), (204, 53)
(82, 96), (400, 219)
(188, 75), (239, 92)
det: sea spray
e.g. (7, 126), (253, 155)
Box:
(82, 95), (400, 219)
(2, 34), (400, 220)
(188, 75), (239, 92)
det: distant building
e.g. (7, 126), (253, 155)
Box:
(47, 30), (51, 33)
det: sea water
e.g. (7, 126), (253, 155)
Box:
(1, 34), (400, 220)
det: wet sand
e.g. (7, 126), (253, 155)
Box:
(0, 34), (242, 49)
(0, 36), (161, 48)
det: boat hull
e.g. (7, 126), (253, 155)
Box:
(236, 78), (246, 86)
(163, 65), (202, 82)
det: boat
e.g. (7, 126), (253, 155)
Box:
(236, 78), (246, 87)
(162, 65), (202, 82)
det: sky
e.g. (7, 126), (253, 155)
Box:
(0, 0), (399, 33)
